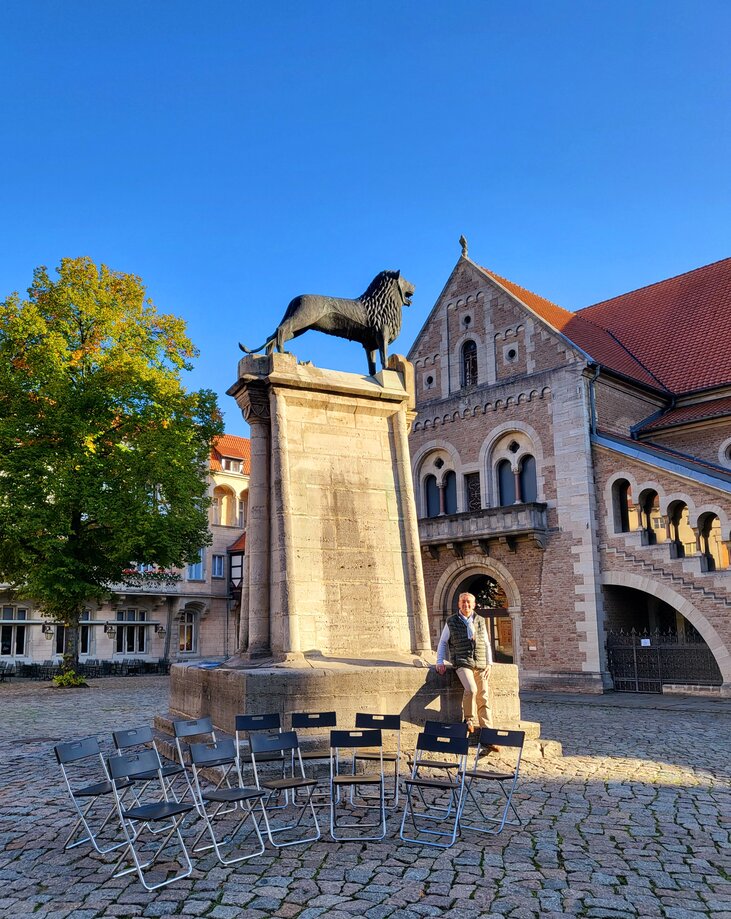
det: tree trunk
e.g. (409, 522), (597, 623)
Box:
(61, 610), (82, 673)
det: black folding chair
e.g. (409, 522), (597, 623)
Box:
(458, 727), (525, 835)
(189, 739), (266, 865)
(235, 713), (288, 808)
(351, 713), (401, 808)
(399, 733), (468, 849)
(330, 729), (386, 841)
(290, 711), (336, 805)
(172, 716), (218, 812)
(108, 750), (194, 891)
(407, 721), (468, 819)
(113, 726), (187, 807)
(250, 730), (320, 847)
(54, 737), (128, 855)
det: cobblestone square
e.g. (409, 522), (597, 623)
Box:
(0, 677), (729, 918)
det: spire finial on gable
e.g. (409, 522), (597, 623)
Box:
(459, 234), (468, 258)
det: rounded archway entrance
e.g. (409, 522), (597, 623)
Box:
(452, 573), (513, 663)
(603, 582), (724, 692)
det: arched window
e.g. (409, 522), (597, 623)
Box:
(667, 501), (692, 558)
(425, 475), (440, 518)
(698, 513), (729, 571)
(638, 489), (661, 545)
(212, 485), (236, 526)
(519, 455), (537, 503)
(497, 459), (515, 506)
(461, 340), (478, 388)
(444, 471), (457, 514)
(611, 479), (631, 533)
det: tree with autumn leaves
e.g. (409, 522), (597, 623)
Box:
(0, 257), (223, 670)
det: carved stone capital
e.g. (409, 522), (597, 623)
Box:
(240, 382), (270, 424)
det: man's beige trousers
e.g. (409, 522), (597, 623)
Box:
(455, 665), (492, 727)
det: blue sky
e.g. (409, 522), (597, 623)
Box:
(2, 1), (729, 437)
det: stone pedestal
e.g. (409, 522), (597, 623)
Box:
(230, 351), (431, 660)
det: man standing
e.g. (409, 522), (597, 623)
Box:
(435, 592), (493, 733)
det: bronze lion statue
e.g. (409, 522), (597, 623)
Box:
(239, 270), (415, 376)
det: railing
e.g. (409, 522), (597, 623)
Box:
(419, 502), (548, 551)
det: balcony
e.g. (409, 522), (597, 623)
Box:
(418, 502), (548, 557)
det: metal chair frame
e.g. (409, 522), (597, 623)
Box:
(351, 713), (401, 809)
(54, 736), (128, 855)
(108, 750), (194, 891)
(399, 733), (469, 849)
(457, 727), (525, 835)
(250, 730), (320, 847)
(189, 739), (266, 865)
(330, 729), (386, 841)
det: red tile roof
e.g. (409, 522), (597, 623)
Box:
(228, 533), (246, 552)
(210, 433), (251, 474)
(638, 395), (731, 432)
(479, 267), (663, 389)
(577, 257), (731, 395)
(476, 257), (731, 395)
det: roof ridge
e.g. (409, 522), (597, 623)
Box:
(592, 323), (669, 391)
(578, 255), (731, 313)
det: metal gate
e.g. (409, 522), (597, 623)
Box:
(606, 629), (723, 693)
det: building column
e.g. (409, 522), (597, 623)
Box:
(239, 381), (272, 657)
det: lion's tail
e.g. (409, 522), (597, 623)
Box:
(238, 338), (272, 355)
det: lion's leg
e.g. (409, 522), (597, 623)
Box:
(366, 348), (377, 377)
(379, 335), (388, 372)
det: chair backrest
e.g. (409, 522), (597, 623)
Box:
(354, 713), (400, 732)
(55, 736), (102, 765)
(290, 711), (336, 730)
(415, 733), (469, 757)
(250, 729), (300, 755)
(330, 729), (382, 750)
(173, 717), (214, 739)
(108, 749), (161, 781)
(235, 713), (281, 733)
(424, 720), (468, 739)
(190, 738), (237, 767)
(113, 726), (154, 751)
(477, 727), (525, 749)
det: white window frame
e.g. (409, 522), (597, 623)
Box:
(115, 609), (148, 656)
(0, 607), (27, 657)
(178, 610), (197, 654)
(211, 554), (225, 579)
(187, 550), (205, 581)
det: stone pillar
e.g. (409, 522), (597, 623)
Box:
(228, 352), (433, 662)
(238, 382), (271, 657)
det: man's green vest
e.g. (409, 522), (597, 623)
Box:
(447, 614), (488, 669)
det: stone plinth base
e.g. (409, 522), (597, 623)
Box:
(170, 659), (518, 737)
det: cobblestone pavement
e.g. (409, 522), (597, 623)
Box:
(1, 677), (729, 918)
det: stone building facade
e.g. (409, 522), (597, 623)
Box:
(408, 252), (731, 694)
(0, 433), (250, 668)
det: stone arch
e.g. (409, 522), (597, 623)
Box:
(602, 570), (731, 682)
(433, 554), (523, 667)
(690, 503), (730, 533)
(412, 440), (464, 516)
(478, 419), (546, 508)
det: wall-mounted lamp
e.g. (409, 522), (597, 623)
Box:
(41, 623), (54, 640)
(104, 623), (117, 638)
(154, 624), (166, 636)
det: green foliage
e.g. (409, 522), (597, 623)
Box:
(53, 669), (88, 688)
(0, 257), (224, 653)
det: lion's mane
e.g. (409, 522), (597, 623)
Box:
(360, 270), (404, 341)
